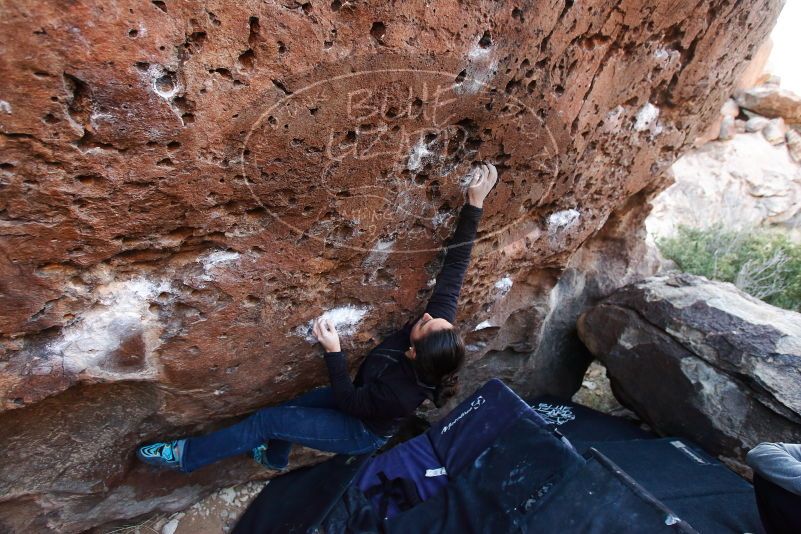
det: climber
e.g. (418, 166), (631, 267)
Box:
(746, 442), (801, 534)
(136, 163), (498, 472)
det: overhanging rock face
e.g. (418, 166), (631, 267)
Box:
(0, 1), (781, 531)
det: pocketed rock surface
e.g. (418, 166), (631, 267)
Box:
(0, 0), (781, 531)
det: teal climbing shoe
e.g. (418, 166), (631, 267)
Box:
(137, 440), (184, 470)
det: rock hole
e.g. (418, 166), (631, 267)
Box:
(134, 61), (149, 72)
(455, 70), (466, 84)
(42, 113), (59, 124)
(554, 84), (565, 96)
(248, 16), (260, 46)
(268, 115), (277, 125)
(167, 140), (181, 150)
(128, 29), (138, 38)
(272, 79), (291, 95)
(370, 22), (386, 43)
(302, 2), (312, 14)
(505, 79), (521, 94)
(466, 137), (482, 151)
(512, 7), (524, 21)
(63, 72), (92, 129)
(155, 73), (176, 94)
(75, 174), (104, 185)
(210, 67), (233, 79)
(186, 31), (207, 49)
(238, 49), (256, 70)
(277, 41), (287, 54)
(479, 30), (492, 48)
(246, 206), (267, 220)
(331, 0), (342, 11)
(152, 0), (167, 12)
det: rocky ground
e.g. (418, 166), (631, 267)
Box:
(93, 482), (265, 534)
(571, 361), (626, 415)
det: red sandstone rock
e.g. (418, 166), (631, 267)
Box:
(0, 0), (782, 531)
(735, 38), (773, 91)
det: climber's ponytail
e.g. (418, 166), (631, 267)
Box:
(413, 328), (465, 406)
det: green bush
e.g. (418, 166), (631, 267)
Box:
(657, 225), (801, 311)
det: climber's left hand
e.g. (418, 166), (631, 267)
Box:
(313, 317), (341, 353)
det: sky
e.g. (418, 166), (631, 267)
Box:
(767, 0), (801, 94)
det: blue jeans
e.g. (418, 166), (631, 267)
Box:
(181, 387), (387, 472)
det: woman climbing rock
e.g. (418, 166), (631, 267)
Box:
(137, 163), (498, 472)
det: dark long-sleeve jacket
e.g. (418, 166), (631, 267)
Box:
(323, 204), (483, 437)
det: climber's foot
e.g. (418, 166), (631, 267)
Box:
(137, 440), (184, 470)
(252, 444), (288, 471)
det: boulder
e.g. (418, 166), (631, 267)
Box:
(721, 98), (740, 118)
(787, 128), (801, 163)
(578, 274), (801, 464)
(718, 115), (736, 140)
(745, 115), (770, 132)
(762, 117), (787, 144)
(0, 0), (782, 530)
(736, 85), (801, 124)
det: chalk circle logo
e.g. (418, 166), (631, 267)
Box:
(240, 64), (559, 254)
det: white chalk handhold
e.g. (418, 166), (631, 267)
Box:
(297, 305), (369, 343)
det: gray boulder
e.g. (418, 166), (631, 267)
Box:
(577, 274), (801, 462)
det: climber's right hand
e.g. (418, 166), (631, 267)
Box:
(467, 162), (498, 209)
(313, 317), (341, 353)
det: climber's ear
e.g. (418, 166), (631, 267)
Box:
(406, 346), (416, 359)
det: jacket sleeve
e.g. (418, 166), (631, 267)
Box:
(746, 442), (801, 494)
(323, 351), (414, 419)
(425, 204), (483, 323)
